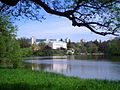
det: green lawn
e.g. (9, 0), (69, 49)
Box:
(0, 69), (120, 90)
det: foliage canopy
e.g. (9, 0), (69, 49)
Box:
(0, 0), (120, 36)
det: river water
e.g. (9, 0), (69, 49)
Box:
(24, 55), (120, 81)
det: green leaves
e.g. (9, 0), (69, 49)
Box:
(1, 0), (120, 35)
(0, 16), (22, 68)
(108, 38), (120, 55)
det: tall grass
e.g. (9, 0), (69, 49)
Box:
(0, 69), (120, 90)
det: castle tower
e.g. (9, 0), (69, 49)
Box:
(31, 36), (36, 44)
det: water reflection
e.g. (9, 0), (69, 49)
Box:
(26, 59), (70, 73)
(24, 56), (120, 80)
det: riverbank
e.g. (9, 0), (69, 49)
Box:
(0, 69), (120, 90)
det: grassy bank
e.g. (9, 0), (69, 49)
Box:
(0, 69), (120, 90)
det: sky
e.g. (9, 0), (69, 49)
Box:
(15, 14), (116, 42)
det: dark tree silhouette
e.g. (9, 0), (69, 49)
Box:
(0, 0), (120, 36)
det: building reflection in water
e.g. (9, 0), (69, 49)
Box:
(26, 59), (71, 74)
(31, 64), (52, 71)
(52, 59), (70, 73)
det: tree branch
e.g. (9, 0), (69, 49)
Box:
(83, 24), (119, 36)
(32, 0), (67, 17)
(0, 0), (19, 6)
(72, 0), (83, 13)
(69, 15), (119, 36)
(1, 0), (119, 36)
(87, 22), (108, 27)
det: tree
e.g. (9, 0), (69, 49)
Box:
(86, 42), (98, 54)
(0, 0), (120, 36)
(17, 37), (31, 48)
(0, 15), (22, 68)
(79, 41), (87, 53)
(33, 45), (54, 56)
(107, 38), (120, 55)
(98, 41), (108, 53)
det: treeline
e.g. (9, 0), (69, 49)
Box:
(67, 38), (120, 55)
(17, 37), (120, 56)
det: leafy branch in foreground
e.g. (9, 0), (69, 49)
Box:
(0, 0), (120, 36)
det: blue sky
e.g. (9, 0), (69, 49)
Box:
(15, 14), (116, 42)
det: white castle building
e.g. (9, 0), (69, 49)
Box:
(48, 41), (67, 49)
(31, 37), (67, 49)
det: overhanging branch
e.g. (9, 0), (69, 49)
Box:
(84, 24), (119, 36)
(0, 0), (19, 6)
(32, 0), (67, 17)
(0, 0), (119, 36)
